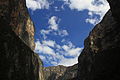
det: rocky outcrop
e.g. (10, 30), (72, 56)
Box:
(44, 65), (67, 80)
(0, 0), (35, 50)
(77, 0), (120, 80)
(61, 64), (78, 80)
(44, 64), (77, 80)
(0, 0), (44, 80)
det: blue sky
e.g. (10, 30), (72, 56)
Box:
(26, 0), (109, 67)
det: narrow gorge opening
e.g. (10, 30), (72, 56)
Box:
(26, 0), (110, 67)
(1, 0), (120, 80)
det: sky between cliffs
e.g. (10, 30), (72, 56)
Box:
(26, 0), (110, 67)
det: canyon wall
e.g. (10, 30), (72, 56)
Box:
(0, 0), (35, 50)
(0, 0), (44, 80)
(77, 0), (120, 80)
(1, 0), (120, 80)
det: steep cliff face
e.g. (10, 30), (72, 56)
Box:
(44, 64), (77, 80)
(44, 65), (67, 80)
(0, 0), (35, 50)
(35, 54), (45, 80)
(78, 0), (120, 80)
(0, 0), (44, 80)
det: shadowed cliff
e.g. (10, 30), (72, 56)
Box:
(1, 0), (120, 80)
(0, 0), (44, 80)
(77, 0), (120, 80)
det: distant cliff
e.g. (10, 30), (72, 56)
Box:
(44, 64), (77, 80)
(78, 0), (120, 80)
(0, 0), (44, 80)
(44, 65), (67, 80)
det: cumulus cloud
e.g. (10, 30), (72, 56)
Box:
(42, 40), (56, 47)
(67, 47), (83, 56)
(41, 29), (51, 34)
(58, 30), (69, 37)
(86, 18), (99, 25)
(62, 42), (83, 57)
(35, 40), (56, 55)
(58, 56), (78, 66)
(35, 39), (83, 66)
(40, 16), (69, 37)
(48, 16), (59, 31)
(64, 0), (110, 25)
(26, 0), (49, 11)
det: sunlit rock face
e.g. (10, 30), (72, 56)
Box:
(0, 0), (44, 80)
(78, 0), (120, 80)
(0, 0), (35, 50)
(44, 64), (78, 80)
(44, 65), (67, 80)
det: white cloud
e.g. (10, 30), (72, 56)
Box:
(67, 47), (83, 56)
(40, 29), (52, 39)
(48, 16), (59, 31)
(64, 0), (110, 25)
(58, 56), (78, 66)
(41, 46), (56, 55)
(41, 29), (51, 34)
(42, 40), (56, 47)
(86, 18), (99, 25)
(62, 45), (70, 51)
(35, 40), (56, 55)
(58, 30), (69, 37)
(62, 43), (83, 57)
(40, 16), (69, 38)
(26, 0), (49, 11)
(35, 39), (83, 67)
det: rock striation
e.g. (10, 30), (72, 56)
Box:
(77, 0), (120, 80)
(0, 0), (44, 80)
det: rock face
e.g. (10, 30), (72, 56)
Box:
(1, 0), (120, 80)
(0, 0), (35, 50)
(78, 0), (120, 80)
(44, 64), (77, 80)
(61, 64), (78, 80)
(44, 65), (67, 80)
(0, 0), (44, 80)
